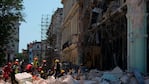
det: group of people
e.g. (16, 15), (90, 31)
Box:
(24, 57), (65, 79)
(1, 57), (88, 83)
(1, 59), (22, 84)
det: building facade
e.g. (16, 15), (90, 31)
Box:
(47, 8), (63, 61)
(60, 0), (149, 74)
(61, 0), (80, 65)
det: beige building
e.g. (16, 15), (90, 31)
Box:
(61, 0), (80, 64)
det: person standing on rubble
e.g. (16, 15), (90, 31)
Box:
(11, 60), (19, 84)
(41, 60), (47, 73)
(2, 62), (11, 82)
(33, 57), (39, 75)
(38, 60), (47, 79)
(54, 59), (61, 78)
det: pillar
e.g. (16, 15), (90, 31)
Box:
(127, 0), (147, 73)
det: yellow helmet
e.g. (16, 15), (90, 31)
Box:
(61, 69), (65, 73)
(55, 59), (59, 63)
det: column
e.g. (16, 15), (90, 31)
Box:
(127, 0), (147, 73)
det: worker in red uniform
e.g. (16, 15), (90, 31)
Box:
(3, 62), (12, 81)
(25, 63), (33, 74)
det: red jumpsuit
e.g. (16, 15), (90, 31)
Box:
(26, 64), (32, 72)
(3, 64), (11, 81)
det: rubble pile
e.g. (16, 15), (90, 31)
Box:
(15, 72), (32, 84)
(85, 67), (149, 84)
(1, 67), (149, 84)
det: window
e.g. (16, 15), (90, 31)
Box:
(37, 45), (40, 48)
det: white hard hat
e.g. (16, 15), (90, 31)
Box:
(16, 59), (19, 61)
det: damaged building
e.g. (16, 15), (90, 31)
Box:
(59, 0), (148, 74)
(79, 0), (127, 71)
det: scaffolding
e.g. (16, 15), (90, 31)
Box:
(40, 15), (50, 62)
(41, 15), (50, 41)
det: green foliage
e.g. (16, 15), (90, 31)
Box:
(0, 0), (24, 64)
(0, 50), (6, 66)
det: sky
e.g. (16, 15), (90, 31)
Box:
(19, 0), (63, 52)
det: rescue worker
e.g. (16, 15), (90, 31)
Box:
(33, 57), (39, 68)
(25, 63), (33, 73)
(38, 66), (45, 78)
(13, 61), (20, 74)
(20, 59), (25, 72)
(11, 61), (19, 84)
(40, 60), (47, 79)
(54, 59), (61, 78)
(33, 57), (39, 75)
(2, 62), (11, 81)
(41, 60), (47, 72)
(58, 69), (65, 77)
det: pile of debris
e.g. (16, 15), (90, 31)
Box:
(84, 67), (149, 84)
(6, 67), (149, 84)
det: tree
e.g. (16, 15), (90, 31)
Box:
(0, 0), (24, 65)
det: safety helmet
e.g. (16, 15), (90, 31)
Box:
(15, 59), (19, 62)
(61, 69), (65, 73)
(55, 59), (59, 63)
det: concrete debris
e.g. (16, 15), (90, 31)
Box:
(7, 66), (149, 84)
(129, 77), (138, 84)
(101, 72), (118, 81)
(120, 74), (131, 84)
(15, 72), (32, 84)
(25, 81), (32, 84)
(111, 66), (123, 78)
(62, 75), (79, 84)
(100, 66), (123, 83)
(145, 77), (149, 84)
(0, 80), (5, 84)
(88, 69), (103, 80)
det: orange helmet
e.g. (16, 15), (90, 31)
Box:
(42, 60), (46, 63)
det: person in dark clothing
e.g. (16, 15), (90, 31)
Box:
(40, 60), (47, 79)
(11, 62), (19, 84)
(20, 60), (25, 72)
(54, 59), (61, 78)
(57, 69), (65, 77)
